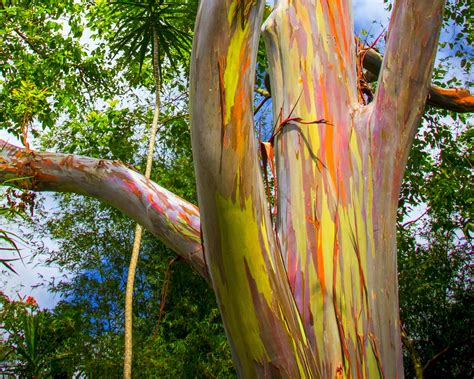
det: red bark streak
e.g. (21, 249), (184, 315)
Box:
(231, 55), (251, 151)
(35, 172), (57, 183)
(316, 232), (326, 301)
(369, 332), (386, 379)
(123, 179), (143, 198)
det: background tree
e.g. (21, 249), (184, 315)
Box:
(397, 104), (473, 377)
(0, 293), (81, 377)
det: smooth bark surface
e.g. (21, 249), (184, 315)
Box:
(191, 1), (318, 376)
(0, 140), (208, 282)
(261, 0), (445, 376)
(263, 1), (380, 375)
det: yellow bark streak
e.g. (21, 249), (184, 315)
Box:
(223, 24), (250, 126)
(213, 193), (271, 364)
(213, 189), (312, 376)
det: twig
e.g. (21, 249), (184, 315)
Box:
(423, 335), (474, 374)
(152, 256), (179, 337)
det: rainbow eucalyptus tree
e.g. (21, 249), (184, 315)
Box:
(2, 0), (473, 377)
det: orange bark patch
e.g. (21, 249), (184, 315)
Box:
(36, 172), (57, 183)
(178, 211), (191, 224)
(336, 165), (347, 206)
(316, 232), (326, 300)
(124, 179), (142, 198)
(431, 86), (474, 110)
(230, 54), (251, 156)
(324, 0), (346, 76)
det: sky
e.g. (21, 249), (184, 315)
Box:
(0, 0), (463, 310)
(353, 0), (389, 30)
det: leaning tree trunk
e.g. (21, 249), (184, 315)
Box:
(191, 1), (318, 376)
(191, 0), (445, 377)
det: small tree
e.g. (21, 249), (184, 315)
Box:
(0, 294), (72, 377)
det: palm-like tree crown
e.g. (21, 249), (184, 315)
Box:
(111, 0), (198, 75)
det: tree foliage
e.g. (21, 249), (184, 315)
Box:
(397, 106), (473, 377)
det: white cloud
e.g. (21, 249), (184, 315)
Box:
(2, 257), (64, 310)
(353, 0), (390, 23)
(266, 1), (390, 38)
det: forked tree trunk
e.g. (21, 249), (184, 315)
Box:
(191, 0), (445, 377)
(0, 0), (450, 377)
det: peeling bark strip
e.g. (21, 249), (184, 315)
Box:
(0, 140), (207, 282)
(263, 2), (377, 376)
(191, 0), (318, 377)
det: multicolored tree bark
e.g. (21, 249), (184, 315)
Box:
(0, 143), (207, 281)
(1, 0), (451, 377)
(191, 0), (445, 377)
(190, 1), (318, 376)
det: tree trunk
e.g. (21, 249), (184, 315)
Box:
(190, 1), (318, 376)
(191, 0), (445, 377)
(124, 27), (161, 379)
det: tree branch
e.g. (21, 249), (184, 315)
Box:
(422, 335), (474, 374)
(373, 0), (446, 153)
(0, 1), (48, 58)
(254, 94), (270, 115)
(362, 47), (474, 113)
(368, 0), (447, 221)
(401, 325), (424, 379)
(0, 139), (209, 283)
